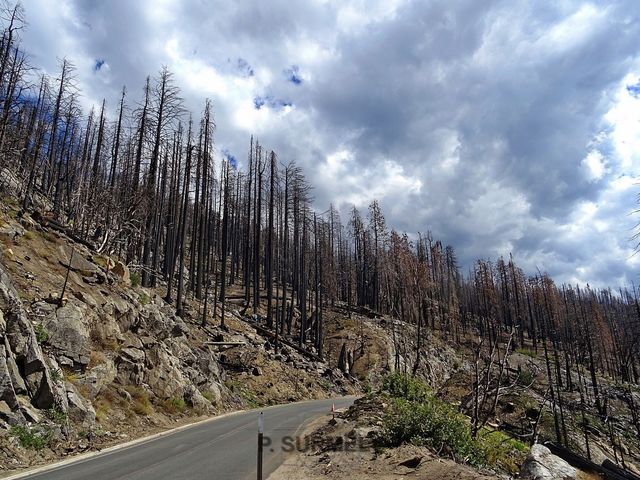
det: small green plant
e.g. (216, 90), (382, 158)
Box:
(138, 292), (150, 306)
(45, 408), (68, 424)
(476, 428), (527, 473)
(201, 390), (215, 403)
(40, 230), (55, 242)
(517, 369), (535, 386)
(23, 230), (34, 240)
(515, 347), (538, 358)
(10, 425), (52, 450)
(379, 396), (478, 463)
(35, 324), (49, 344)
(49, 368), (63, 384)
(161, 396), (187, 414)
(130, 272), (141, 287)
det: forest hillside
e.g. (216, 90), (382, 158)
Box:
(0, 3), (638, 479)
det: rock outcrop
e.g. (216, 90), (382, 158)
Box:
(520, 444), (577, 480)
(0, 259), (68, 427)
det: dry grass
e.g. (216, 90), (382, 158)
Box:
(124, 385), (153, 416)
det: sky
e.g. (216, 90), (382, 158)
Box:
(17, 0), (640, 288)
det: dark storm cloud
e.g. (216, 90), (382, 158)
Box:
(19, 0), (640, 287)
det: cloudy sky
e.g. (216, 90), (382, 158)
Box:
(19, 0), (640, 287)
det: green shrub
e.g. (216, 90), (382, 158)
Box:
(35, 324), (49, 344)
(23, 230), (34, 240)
(476, 429), (528, 473)
(517, 369), (535, 385)
(380, 396), (478, 462)
(161, 396), (187, 413)
(10, 425), (53, 450)
(130, 272), (141, 287)
(138, 292), (150, 306)
(49, 368), (63, 384)
(45, 408), (68, 424)
(201, 390), (215, 403)
(515, 347), (537, 358)
(377, 373), (526, 472)
(382, 372), (430, 402)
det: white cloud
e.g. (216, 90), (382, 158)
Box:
(17, 0), (640, 288)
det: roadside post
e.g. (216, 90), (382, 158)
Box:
(257, 411), (264, 480)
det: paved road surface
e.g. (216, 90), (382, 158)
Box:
(15, 396), (355, 480)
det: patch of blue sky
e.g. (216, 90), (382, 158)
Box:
(284, 65), (302, 85)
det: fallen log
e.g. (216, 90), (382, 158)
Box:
(545, 442), (633, 480)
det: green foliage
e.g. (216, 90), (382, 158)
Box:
(45, 408), (68, 424)
(138, 292), (150, 305)
(130, 272), (141, 288)
(201, 390), (215, 403)
(380, 397), (479, 462)
(49, 368), (63, 385)
(382, 372), (430, 402)
(475, 428), (527, 473)
(40, 230), (55, 242)
(515, 347), (538, 358)
(161, 396), (187, 414)
(378, 373), (525, 472)
(10, 425), (53, 450)
(35, 324), (49, 344)
(517, 369), (535, 386)
(23, 230), (34, 240)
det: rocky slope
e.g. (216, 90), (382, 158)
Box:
(0, 207), (357, 475)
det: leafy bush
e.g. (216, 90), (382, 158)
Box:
(35, 324), (49, 344)
(475, 429), (527, 473)
(382, 372), (430, 402)
(161, 396), (187, 414)
(377, 373), (526, 472)
(10, 425), (53, 450)
(201, 390), (215, 403)
(130, 272), (141, 287)
(380, 397), (478, 462)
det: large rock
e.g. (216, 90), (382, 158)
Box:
(58, 244), (98, 276)
(0, 345), (19, 410)
(42, 304), (91, 368)
(4, 342), (26, 394)
(0, 262), (68, 417)
(0, 221), (24, 241)
(144, 344), (190, 398)
(79, 358), (116, 399)
(66, 383), (96, 426)
(31, 355), (69, 412)
(520, 444), (577, 480)
(112, 261), (130, 285)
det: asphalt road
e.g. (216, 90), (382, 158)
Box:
(15, 396), (355, 480)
